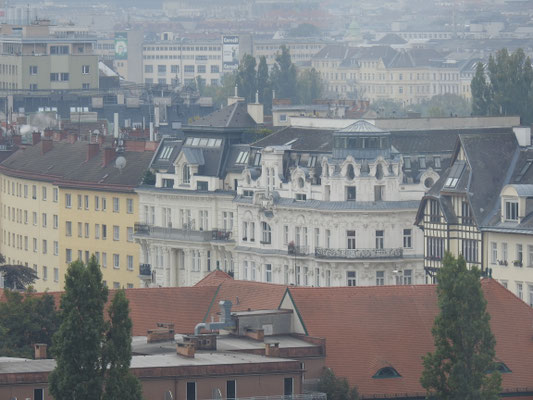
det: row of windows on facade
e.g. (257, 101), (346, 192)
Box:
(143, 45), (222, 52)
(241, 261), (413, 286)
(500, 280), (533, 307)
(3, 231), (58, 256)
(144, 207), (234, 232)
(145, 78), (219, 87)
(65, 222), (134, 242)
(150, 246), (232, 273)
(144, 64), (220, 74)
(243, 222), (413, 250)
(426, 237), (479, 263)
(490, 241), (533, 267)
(65, 248), (134, 271)
(143, 54), (222, 61)
(28, 65), (90, 76)
(3, 181), (134, 213)
(29, 83), (91, 91)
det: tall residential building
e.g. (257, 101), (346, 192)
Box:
(0, 21), (98, 92)
(0, 133), (153, 291)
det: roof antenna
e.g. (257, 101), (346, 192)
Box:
(256, 90), (259, 104)
(234, 85), (238, 97)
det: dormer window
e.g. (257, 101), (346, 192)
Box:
(182, 164), (191, 184)
(346, 164), (355, 180)
(505, 201), (518, 221)
(373, 367), (401, 379)
(346, 186), (356, 201)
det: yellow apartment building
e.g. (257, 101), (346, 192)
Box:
(0, 134), (153, 291)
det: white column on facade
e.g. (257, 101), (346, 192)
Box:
(164, 247), (171, 287)
(170, 248), (177, 287)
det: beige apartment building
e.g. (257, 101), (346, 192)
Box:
(0, 21), (98, 92)
(252, 38), (329, 66)
(312, 45), (472, 105)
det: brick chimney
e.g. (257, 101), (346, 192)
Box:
(34, 343), (47, 359)
(103, 146), (116, 167)
(32, 131), (41, 145)
(265, 342), (281, 357)
(176, 342), (195, 358)
(43, 129), (53, 139)
(86, 142), (99, 161)
(12, 135), (22, 146)
(41, 138), (53, 155)
(67, 133), (78, 144)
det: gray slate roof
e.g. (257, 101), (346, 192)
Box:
(188, 102), (257, 129)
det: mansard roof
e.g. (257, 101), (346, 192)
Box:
(187, 101), (257, 130)
(336, 120), (387, 134)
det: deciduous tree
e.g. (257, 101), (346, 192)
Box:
(316, 367), (359, 400)
(420, 253), (501, 399)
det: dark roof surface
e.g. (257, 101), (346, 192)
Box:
(188, 102), (257, 129)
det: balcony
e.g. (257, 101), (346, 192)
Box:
(139, 263), (151, 277)
(288, 244), (310, 256)
(134, 223), (233, 243)
(315, 247), (403, 259)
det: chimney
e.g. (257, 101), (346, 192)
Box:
(103, 146), (116, 167)
(34, 343), (47, 359)
(86, 142), (99, 161)
(176, 342), (195, 358)
(113, 112), (119, 138)
(265, 342), (280, 357)
(41, 138), (53, 155)
(32, 131), (41, 145)
(12, 135), (21, 146)
(513, 126), (531, 147)
(43, 129), (53, 139)
(67, 133), (78, 144)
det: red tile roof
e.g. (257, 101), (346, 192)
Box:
(194, 269), (234, 287)
(287, 279), (533, 398)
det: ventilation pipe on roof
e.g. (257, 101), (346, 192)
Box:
(194, 300), (235, 335)
(149, 122), (154, 142)
(113, 113), (119, 138)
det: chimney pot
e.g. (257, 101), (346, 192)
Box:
(87, 142), (99, 161)
(32, 131), (41, 145)
(34, 343), (47, 359)
(41, 138), (53, 155)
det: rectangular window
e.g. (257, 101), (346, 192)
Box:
(42, 239), (47, 254)
(84, 195), (89, 210)
(283, 225), (289, 245)
(54, 267), (59, 283)
(65, 193), (72, 208)
(528, 245), (533, 267)
(517, 282), (523, 300)
(502, 243), (508, 264)
(30, 65), (38, 75)
(346, 186), (356, 201)
(77, 222), (82, 237)
(53, 188), (58, 202)
(491, 242), (498, 264)
(127, 227), (133, 242)
(265, 264), (272, 282)
(403, 229), (412, 248)
(505, 201), (519, 221)
(42, 266), (48, 281)
(66, 249), (72, 263)
(53, 241), (58, 256)
(376, 270), (385, 285)
(429, 199), (440, 223)
(113, 254), (120, 269)
(187, 382), (196, 400)
(347, 230), (356, 249)
(374, 185), (384, 201)
(261, 222), (271, 244)
(127, 255), (134, 271)
(85, 223), (90, 238)
(77, 194), (82, 209)
(462, 201), (474, 225)
(227, 380), (236, 400)
(375, 230), (384, 249)
(516, 244), (523, 267)
(102, 252), (107, 268)
(95, 196), (100, 210)
(528, 284), (533, 307)
(113, 226), (119, 241)
(42, 213), (47, 228)
(32, 185), (37, 199)
(42, 186), (47, 201)
(102, 197), (107, 211)
(33, 211), (37, 226)
(95, 224), (100, 239)
(113, 197), (119, 212)
(347, 271), (357, 286)
(461, 239), (478, 263)
(33, 238), (38, 252)
(127, 198), (133, 214)
(66, 221), (72, 236)
(82, 65), (90, 74)
(315, 267), (320, 287)
(102, 224), (107, 240)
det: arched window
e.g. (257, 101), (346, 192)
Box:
(346, 164), (355, 180)
(375, 164), (384, 180)
(372, 367), (401, 379)
(261, 222), (271, 244)
(182, 164), (190, 184)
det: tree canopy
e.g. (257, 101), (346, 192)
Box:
(0, 289), (59, 358)
(316, 367), (359, 400)
(49, 256), (142, 400)
(0, 253), (38, 290)
(420, 253), (501, 399)
(471, 48), (533, 124)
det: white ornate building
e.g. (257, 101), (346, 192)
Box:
(135, 102), (457, 288)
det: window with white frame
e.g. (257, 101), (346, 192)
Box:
(199, 210), (208, 231)
(505, 201), (518, 221)
(347, 271), (357, 286)
(251, 261), (256, 281)
(283, 225), (289, 245)
(528, 284), (533, 307)
(375, 230), (384, 249)
(315, 267), (320, 287)
(250, 222), (255, 242)
(182, 164), (191, 184)
(113, 226), (120, 241)
(528, 245), (533, 267)
(461, 239), (478, 263)
(65, 193), (72, 208)
(242, 221), (248, 241)
(517, 282), (523, 300)
(243, 261), (248, 280)
(347, 230), (356, 249)
(502, 242), (508, 263)
(53, 241), (58, 256)
(303, 267), (309, 286)
(102, 252), (107, 268)
(261, 222), (271, 244)
(314, 228), (320, 248)
(113, 254), (120, 269)
(403, 229), (412, 248)
(127, 198), (133, 214)
(113, 197), (120, 213)
(326, 270), (331, 286)
(265, 264), (272, 282)
(491, 242), (498, 264)
(326, 229), (331, 248)
(127, 255), (133, 271)
(376, 271), (385, 286)
(127, 227), (133, 242)
(295, 266), (301, 285)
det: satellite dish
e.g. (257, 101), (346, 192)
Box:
(115, 156), (127, 172)
(164, 391), (174, 400)
(93, 129), (100, 135)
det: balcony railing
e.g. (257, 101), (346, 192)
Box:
(139, 263), (151, 277)
(288, 244), (310, 256)
(315, 247), (403, 259)
(134, 223), (233, 243)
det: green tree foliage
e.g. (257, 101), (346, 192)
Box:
(0, 253), (38, 290)
(236, 54), (257, 103)
(297, 68), (324, 104)
(471, 48), (533, 123)
(420, 253), (502, 399)
(316, 367), (359, 400)
(370, 99), (407, 118)
(202, 72), (237, 109)
(0, 289), (59, 358)
(413, 94), (472, 118)
(142, 170), (156, 186)
(257, 56), (272, 113)
(49, 257), (109, 400)
(102, 290), (143, 400)
(271, 45), (298, 103)
(471, 62), (492, 116)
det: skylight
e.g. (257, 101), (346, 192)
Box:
(185, 137), (222, 148)
(444, 160), (466, 188)
(372, 367), (401, 379)
(158, 145), (173, 160)
(236, 151), (249, 164)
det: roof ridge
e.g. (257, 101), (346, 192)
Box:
(226, 102), (239, 128)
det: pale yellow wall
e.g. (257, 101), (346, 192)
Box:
(484, 231), (533, 305)
(0, 174), (61, 291)
(59, 188), (140, 289)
